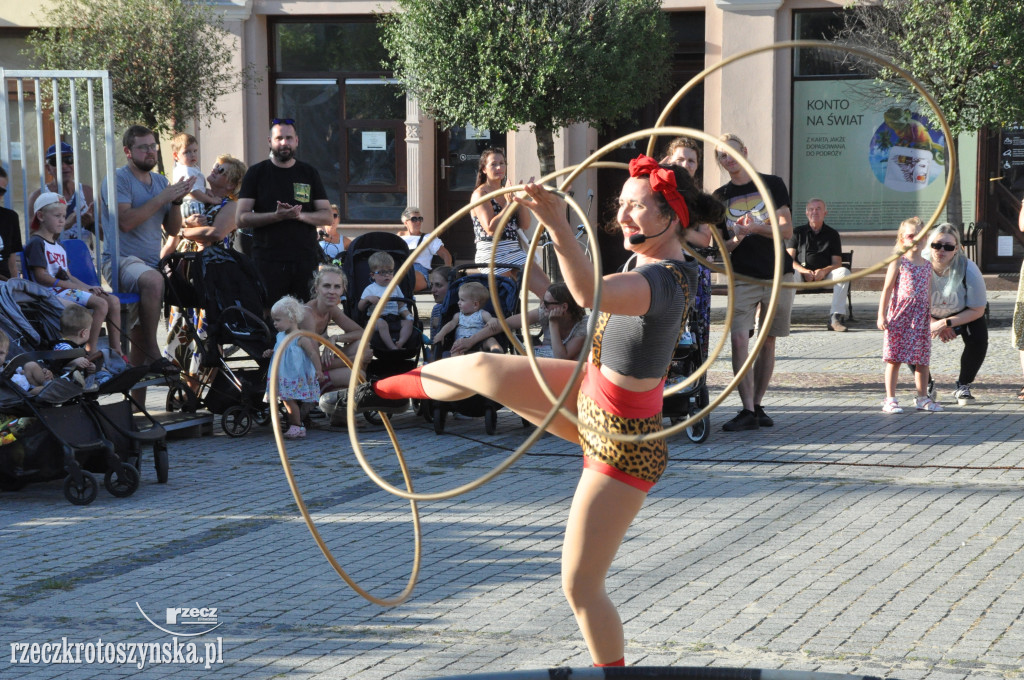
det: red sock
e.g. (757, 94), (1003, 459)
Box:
(374, 368), (429, 400)
(594, 658), (625, 667)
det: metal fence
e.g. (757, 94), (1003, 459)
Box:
(0, 69), (123, 290)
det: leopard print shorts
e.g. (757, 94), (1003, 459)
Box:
(576, 372), (667, 492)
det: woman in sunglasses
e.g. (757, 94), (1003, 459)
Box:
(926, 223), (988, 405)
(318, 203), (352, 265)
(396, 206), (451, 292)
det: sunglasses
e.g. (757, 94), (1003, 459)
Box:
(930, 242), (957, 252)
(407, 216), (424, 222)
(47, 155), (75, 166)
(541, 299), (562, 307)
(271, 118), (295, 126)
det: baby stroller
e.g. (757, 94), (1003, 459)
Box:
(421, 264), (521, 435)
(160, 247), (275, 437)
(663, 295), (711, 444)
(0, 352), (167, 505)
(341, 232), (424, 423)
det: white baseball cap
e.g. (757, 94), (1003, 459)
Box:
(33, 191), (67, 214)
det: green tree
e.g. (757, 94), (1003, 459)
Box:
(27, 0), (259, 172)
(837, 0), (1024, 226)
(380, 0), (671, 176)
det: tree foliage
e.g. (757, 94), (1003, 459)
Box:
(837, 0), (1024, 224)
(27, 0), (258, 152)
(380, 0), (672, 174)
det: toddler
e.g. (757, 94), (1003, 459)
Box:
(52, 304), (112, 389)
(263, 296), (324, 439)
(0, 329), (53, 396)
(171, 132), (214, 213)
(25, 192), (124, 359)
(877, 216), (941, 413)
(432, 281), (502, 355)
(358, 251), (414, 350)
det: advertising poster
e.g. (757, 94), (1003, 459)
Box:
(792, 80), (976, 232)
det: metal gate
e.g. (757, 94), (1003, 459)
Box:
(0, 69), (123, 289)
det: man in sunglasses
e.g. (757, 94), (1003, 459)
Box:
(236, 118), (332, 304)
(0, 167), (23, 281)
(26, 142), (96, 241)
(786, 198), (851, 332)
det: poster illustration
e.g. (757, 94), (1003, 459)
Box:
(792, 81), (975, 232)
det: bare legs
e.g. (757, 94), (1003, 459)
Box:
(730, 331), (778, 411)
(417, 353), (582, 442)
(884, 361), (929, 399)
(562, 469), (647, 664)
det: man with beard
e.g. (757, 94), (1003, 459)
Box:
(102, 124), (193, 382)
(236, 118), (332, 303)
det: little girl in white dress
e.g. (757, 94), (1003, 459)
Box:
(264, 296), (324, 439)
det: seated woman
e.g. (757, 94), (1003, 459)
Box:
(396, 206), (452, 292)
(451, 282), (587, 361)
(178, 155), (247, 250)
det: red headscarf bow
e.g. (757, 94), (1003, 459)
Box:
(627, 154), (691, 229)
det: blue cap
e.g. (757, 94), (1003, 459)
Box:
(45, 142), (74, 158)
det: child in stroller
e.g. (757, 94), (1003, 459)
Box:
(358, 251), (416, 352)
(430, 282), (502, 355)
(423, 265), (520, 435)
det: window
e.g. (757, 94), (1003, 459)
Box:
(793, 9), (864, 79)
(270, 18), (406, 223)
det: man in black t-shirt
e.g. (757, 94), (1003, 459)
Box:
(0, 168), (23, 281)
(786, 198), (851, 332)
(236, 120), (332, 303)
(713, 134), (793, 433)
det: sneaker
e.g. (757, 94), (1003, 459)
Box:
(953, 382), (974, 405)
(881, 398), (903, 414)
(342, 382), (410, 415)
(754, 404), (774, 427)
(829, 315), (848, 332)
(915, 396), (943, 412)
(722, 409), (759, 431)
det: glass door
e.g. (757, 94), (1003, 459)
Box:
(435, 125), (506, 263)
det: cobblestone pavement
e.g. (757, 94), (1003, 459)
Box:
(1, 291), (1022, 679)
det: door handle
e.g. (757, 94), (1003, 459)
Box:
(440, 159), (454, 180)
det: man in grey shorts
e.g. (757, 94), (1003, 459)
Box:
(713, 134), (795, 432)
(102, 124), (193, 391)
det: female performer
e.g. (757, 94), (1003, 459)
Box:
(470, 148), (550, 297)
(925, 223), (987, 404)
(346, 155), (724, 666)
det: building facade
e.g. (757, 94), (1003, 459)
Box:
(3, 0), (1020, 274)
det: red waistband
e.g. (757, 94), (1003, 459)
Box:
(581, 366), (664, 419)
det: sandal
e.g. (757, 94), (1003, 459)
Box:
(881, 398), (903, 414)
(915, 396), (943, 412)
(283, 425), (306, 439)
(1017, 387), (1024, 401)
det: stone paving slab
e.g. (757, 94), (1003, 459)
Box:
(1, 290), (1023, 679)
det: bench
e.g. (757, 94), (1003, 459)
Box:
(794, 250), (854, 321)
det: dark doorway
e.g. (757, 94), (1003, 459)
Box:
(976, 126), (1024, 273)
(594, 12), (706, 274)
(435, 126), (508, 262)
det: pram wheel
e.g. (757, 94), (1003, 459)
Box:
(104, 464), (140, 498)
(253, 406), (273, 427)
(432, 404), (447, 434)
(221, 405), (252, 437)
(166, 384), (198, 413)
(63, 472), (98, 506)
(413, 399), (432, 423)
(484, 405), (498, 435)
(154, 443), (169, 484)
(682, 415), (710, 444)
